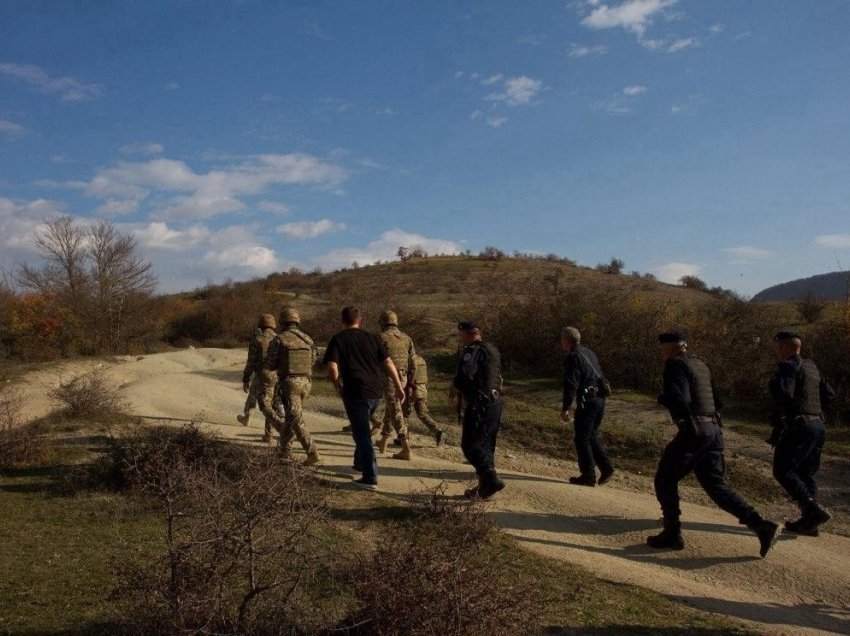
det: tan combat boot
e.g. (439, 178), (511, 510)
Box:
(279, 444), (292, 460)
(236, 413), (250, 426)
(304, 445), (321, 466)
(377, 435), (391, 454)
(392, 438), (412, 461)
(262, 431), (274, 445)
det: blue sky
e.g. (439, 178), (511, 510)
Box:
(2, 1), (849, 295)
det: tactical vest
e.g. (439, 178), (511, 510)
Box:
(252, 328), (277, 373)
(412, 354), (428, 385)
(381, 327), (413, 372)
(466, 341), (501, 395)
(278, 328), (314, 376)
(792, 358), (822, 416)
(681, 355), (715, 416)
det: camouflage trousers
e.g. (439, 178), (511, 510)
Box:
(403, 396), (441, 435)
(256, 372), (284, 436)
(247, 374), (284, 434)
(278, 376), (314, 453)
(380, 376), (408, 440)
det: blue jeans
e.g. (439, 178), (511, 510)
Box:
(344, 398), (381, 483)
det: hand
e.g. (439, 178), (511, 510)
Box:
(560, 410), (572, 423)
(243, 382), (250, 394)
(395, 386), (406, 402)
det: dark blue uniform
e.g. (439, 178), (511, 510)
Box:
(562, 345), (613, 482)
(655, 354), (759, 530)
(769, 355), (834, 504)
(453, 339), (504, 498)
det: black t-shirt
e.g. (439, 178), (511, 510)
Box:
(323, 328), (389, 400)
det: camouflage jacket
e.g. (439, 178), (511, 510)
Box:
(380, 326), (415, 374)
(242, 327), (278, 384)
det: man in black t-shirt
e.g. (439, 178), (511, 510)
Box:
(324, 305), (406, 489)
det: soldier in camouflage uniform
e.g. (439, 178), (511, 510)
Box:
(376, 310), (416, 460)
(238, 328), (284, 428)
(402, 354), (444, 445)
(266, 308), (321, 465)
(241, 314), (283, 444)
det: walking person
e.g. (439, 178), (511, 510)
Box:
(453, 320), (505, 500)
(324, 306), (406, 490)
(648, 332), (778, 557)
(560, 327), (614, 486)
(769, 331), (835, 536)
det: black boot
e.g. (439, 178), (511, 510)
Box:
(788, 498), (831, 535)
(646, 522), (684, 550)
(478, 469), (506, 500)
(746, 514), (779, 558)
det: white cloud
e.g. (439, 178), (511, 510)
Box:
(204, 245), (281, 272)
(486, 76), (544, 106)
(623, 85), (647, 95)
(653, 261), (701, 284)
(516, 32), (546, 47)
(96, 199), (139, 217)
(481, 74), (504, 86)
(470, 110), (483, 120)
(708, 23), (725, 34)
(568, 43), (608, 58)
(722, 246), (774, 261)
(0, 198), (66, 270)
(0, 62), (103, 101)
(671, 104), (686, 114)
(0, 119), (25, 135)
(257, 200), (290, 215)
(666, 37), (698, 52)
(813, 234), (850, 248)
(592, 98), (631, 114)
(164, 81), (180, 90)
(277, 219), (346, 239)
(315, 229), (462, 270)
(486, 116), (508, 128)
(65, 153), (347, 220)
(120, 142), (164, 156)
(132, 222), (211, 251)
(581, 0), (677, 37)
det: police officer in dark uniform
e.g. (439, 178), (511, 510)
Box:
(452, 320), (505, 500)
(560, 326), (615, 486)
(769, 331), (835, 536)
(649, 332), (778, 557)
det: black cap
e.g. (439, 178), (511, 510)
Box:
(658, 331), (685, 344)
(458, 320), (481, 332)
(774, 331), (801, 342)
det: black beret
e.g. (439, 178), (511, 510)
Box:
(658, 331), (685, 344)
(774, 331), (801, 342)
(457, 320), (481, 332)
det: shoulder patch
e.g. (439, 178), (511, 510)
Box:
(463, 352), (473, 361)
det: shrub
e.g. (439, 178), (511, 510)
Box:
(596, 258), (624, 275)
(49, 368), (127, 421)
(795, 292), (828, 324)
(0, 384), (50, 469)
(680, 275), (708, 291)
(111, 427), (333, 634)
(345, 487), (540, 636)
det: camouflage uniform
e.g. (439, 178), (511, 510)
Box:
(379, 324), (415, 442)
(402, 354), (444, 443)
(267, 320), (319, 463)
(242, 318), (284, 443)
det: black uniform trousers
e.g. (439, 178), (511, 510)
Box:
(772, 417), (825, 503)
(654, 420), (755, 526)
(574, 396), (613, 478)
(461, 397), (502, 478)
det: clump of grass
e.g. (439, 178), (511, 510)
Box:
(0, 384), (51, 470)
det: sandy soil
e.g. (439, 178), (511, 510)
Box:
(13, 348), (850, 635)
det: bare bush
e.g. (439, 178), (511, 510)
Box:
(344, 486), (540, 636)
(112, 426), (333, 634)
(795, 292), (828, 324)
(0, 384), (49, 469)
(596, 257), (624, 275)
(49, 368), (127, 421)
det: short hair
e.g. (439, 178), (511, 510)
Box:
(561, 326), (581, 343)
(341, 305), (361, 326)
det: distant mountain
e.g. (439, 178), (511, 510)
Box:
(752, 271), (850, 302)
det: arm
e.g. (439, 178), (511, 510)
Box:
(770, 361), (797, 413)
(561, 354), (581, 421)
(327, 361), (342, 396)
(383, 357), (406, 402)
(242, 340), (257, 390)
(660, 359), (692, 421)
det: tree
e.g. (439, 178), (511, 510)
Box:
(479, 246), (505, 260)
(679, 275), (709, 291)
(17, 216), (157, 354)
(596, 258), (624, 275)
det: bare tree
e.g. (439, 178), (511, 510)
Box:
(17, 216), (157, 354)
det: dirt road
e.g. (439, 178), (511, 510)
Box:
(14, 348), (850, 635)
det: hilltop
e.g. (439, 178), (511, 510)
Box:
(753, 270), (850, 302)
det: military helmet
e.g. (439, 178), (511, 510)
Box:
(379, 310), (398, 327)
(258, 313), (277, 329)
(280, 307), (301, 325)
